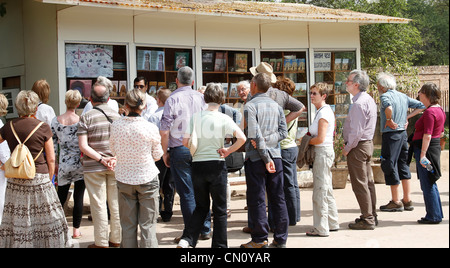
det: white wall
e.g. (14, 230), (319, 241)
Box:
(309, 22), (360, 49)
(260, 20), (309, 49)
(134, 12), (195, 46)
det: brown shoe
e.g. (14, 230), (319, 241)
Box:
(240, 240), (268, 248)
(401, 199), (414, 211)
(380, 200), (404, 212)
(242, 226), (252, 233)
(108, 241), (120, 248)
(348, 220), (375, 230)
(87, 244), (108, 248)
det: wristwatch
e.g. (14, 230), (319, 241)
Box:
(386, 118), (392, 121)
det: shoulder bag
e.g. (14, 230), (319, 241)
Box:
(4, 121), (44, 179)
(188, 112), (199, 156)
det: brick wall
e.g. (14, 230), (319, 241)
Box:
(417, 65), (449, 112)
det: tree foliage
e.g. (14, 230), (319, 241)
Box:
(407, 0), (449, 66)
(365, 58), (421, 103)
(0, 2), (6, 17)
(277, 0), (448, 68)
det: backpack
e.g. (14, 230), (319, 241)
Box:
(4, 121), (44, 179)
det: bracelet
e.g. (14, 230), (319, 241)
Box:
(98, 157), (103, 163)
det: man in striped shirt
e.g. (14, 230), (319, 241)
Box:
(78, 76), (121, 248)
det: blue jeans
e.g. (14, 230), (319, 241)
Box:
(413, 146), (443, 222)
(245, 158), (288, 244)
(169, 146), (211, 234)
(281, 146), (301, 224)
(268, 147), (301, 228)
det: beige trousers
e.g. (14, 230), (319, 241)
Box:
(84, 170), (121, 247)
(312, 146), (339, 235)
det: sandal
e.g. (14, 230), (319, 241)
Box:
(72, 233), (82, 239)
(72, 229), (82, 239)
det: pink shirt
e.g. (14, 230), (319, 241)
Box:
(413, 106), (446, 141)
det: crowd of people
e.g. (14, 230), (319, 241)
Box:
(0, 62), (446, 248)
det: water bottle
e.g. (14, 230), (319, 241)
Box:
(420, 157), (434, 173)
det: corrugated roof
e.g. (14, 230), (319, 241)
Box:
(38, 0), (411, 24)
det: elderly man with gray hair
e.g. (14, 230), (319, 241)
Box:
(377, 72), (425, 212)
(78, 76), (121, 248)
(342, 70), (378, 230)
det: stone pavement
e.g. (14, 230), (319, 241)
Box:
(67, 169), (449, 248)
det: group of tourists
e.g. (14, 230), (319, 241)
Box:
(0, 61), (445, 248)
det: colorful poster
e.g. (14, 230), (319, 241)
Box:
(65, 44), (113, 78)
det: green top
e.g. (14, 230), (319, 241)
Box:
(280, 110), (298, 149)
(187, 110), (241, 162)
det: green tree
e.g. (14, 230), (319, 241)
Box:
(365, 58), (420, 104)
(407, 0), (449, 66)
(0, 2), (6, 17)
(297, 0), (422, 67)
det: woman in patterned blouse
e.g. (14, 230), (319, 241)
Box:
(109, 88), (163, 248)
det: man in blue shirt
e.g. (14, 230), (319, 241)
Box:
(377, 72), (425, 212)
(160, 67), (211, 241)
(241, 73), (288, 248)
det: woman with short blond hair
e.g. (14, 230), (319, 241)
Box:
(0, 90), (69, 248)
(51, 89), (84, 239)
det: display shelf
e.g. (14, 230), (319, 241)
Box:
(202, 49), (253, 103)
(136, 46), (194, 92)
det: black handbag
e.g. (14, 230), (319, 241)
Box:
(225, 150), (244, 173)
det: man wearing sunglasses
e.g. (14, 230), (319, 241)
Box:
(130, 77), (158, 120)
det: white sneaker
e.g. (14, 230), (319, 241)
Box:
(177, 239), (190, 248)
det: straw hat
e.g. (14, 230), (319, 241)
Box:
(249, 62), (277, 83)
